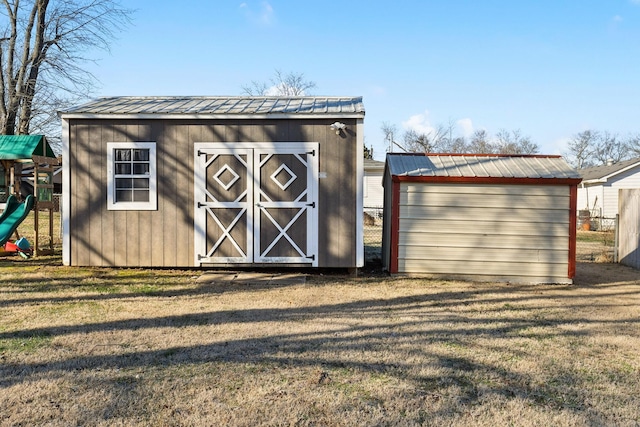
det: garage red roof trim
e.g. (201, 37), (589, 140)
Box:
(386, 153), (581, 181)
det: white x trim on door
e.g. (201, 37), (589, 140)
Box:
(194, 142), (318, 266)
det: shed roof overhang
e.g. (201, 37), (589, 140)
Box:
(0, 135), (57, 161)
(390, 175), (583, 186)
(383, 153), (582, 187)
(59, 96), (366, 120)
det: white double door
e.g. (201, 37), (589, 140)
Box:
(194, 142), (318, 266)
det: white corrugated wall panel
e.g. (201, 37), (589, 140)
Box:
(401, 206), (569, 223)
(398, 246), (568, 263)
(364, 172), (384, 208)
(399, 232), (568, 249)
(396, 183), (571, 283)
(398, 260), (569, 279)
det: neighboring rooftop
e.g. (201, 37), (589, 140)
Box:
(578, 157), (640, 182)
(60, 96), (365, 118)
(386, 153), (581, 180)
(364, 158), (385, 170)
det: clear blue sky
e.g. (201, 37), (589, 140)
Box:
(85, 0), (640, 160)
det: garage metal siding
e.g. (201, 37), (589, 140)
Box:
(396, 182), (572, 282)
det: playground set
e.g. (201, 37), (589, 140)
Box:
(0, 135), (58, 257)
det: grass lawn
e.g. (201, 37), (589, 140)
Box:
(1, 254), (640, 426)
(576, 229), (615, 245)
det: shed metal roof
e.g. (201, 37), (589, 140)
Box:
(60, 96), (365, 119)
(386, 153), (581, 181)
(578, 157), (640, 183)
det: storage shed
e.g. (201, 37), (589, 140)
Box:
(382, 153), (582, 284)
(59, 96), (365, 268)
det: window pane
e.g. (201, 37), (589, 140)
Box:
(133, 190), (150, 202)
(108, 143), (156, 210)
(132, 163), (149, 174)
(116, 189), (133, 202)
(132, 178), (149, 189)
(133, 149), (149, 161)
(115, 163), (131, 174)
(115, 149), (131, 161)
(116, 178), (133, 189)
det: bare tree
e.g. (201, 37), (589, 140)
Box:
(402, 128), (433, 152)
(385, 119), (539, 156)
(626, 133), (640, 158)
(445, 136), (468, 153)
(381, 121), (406, 152)
(0, 0), (132, 139)
(494, 129), (539, 154)
(466, 129), (494, 154)
(593, 131), (627, 165)
(564, 130), (598, 169)
(402, 123), (454, 153)
(564, 130), (640, 168)
(241, 69), (316, 96)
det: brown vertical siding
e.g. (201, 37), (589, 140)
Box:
(149, 122), (165, 266)
(100, 124), (115, 265)
(316, 120), (356, 267)
(162, 124), (178, 266)
(68, 118), (359, 268)
(137, 122), (154, 266)
(112, 123), (132, 267)
(73, 123), (91, 265)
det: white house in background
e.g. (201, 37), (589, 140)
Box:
(364, 158), (385, 214)
(577, 157), (640, 222)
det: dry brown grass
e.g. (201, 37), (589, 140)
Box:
(1, 255), (640, 426)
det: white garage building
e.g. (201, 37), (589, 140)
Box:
(382, 153), (582, 284)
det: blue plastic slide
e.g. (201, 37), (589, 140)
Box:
(0, 195), (34, 246)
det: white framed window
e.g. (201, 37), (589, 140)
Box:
(107, 142), (157, 211)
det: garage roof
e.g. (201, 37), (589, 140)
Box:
(60, 96), (365, 119)
(386, 153), (581, 182)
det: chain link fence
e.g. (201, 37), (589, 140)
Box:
(364, 207), (383, 264)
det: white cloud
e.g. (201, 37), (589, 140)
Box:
(456, 118), (474, 138)
(402, 110), (436, 135)
(239, 1), (275, 26)
(402, 111), (476, 138)
(552, 137), (571, 156)
(369, 85), (387, 96)
(613, 15), (623, 22)
(630, 0), (640, 5)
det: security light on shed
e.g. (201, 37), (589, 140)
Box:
(329, 122), (346, 135)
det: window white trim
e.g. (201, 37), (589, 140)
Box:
(107, 142), (157, 211)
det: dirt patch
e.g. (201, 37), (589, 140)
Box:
(196, 271), (306, 286)
(575, 261), (640, 286)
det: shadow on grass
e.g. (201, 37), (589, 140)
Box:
(1, 258), (639, 423)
